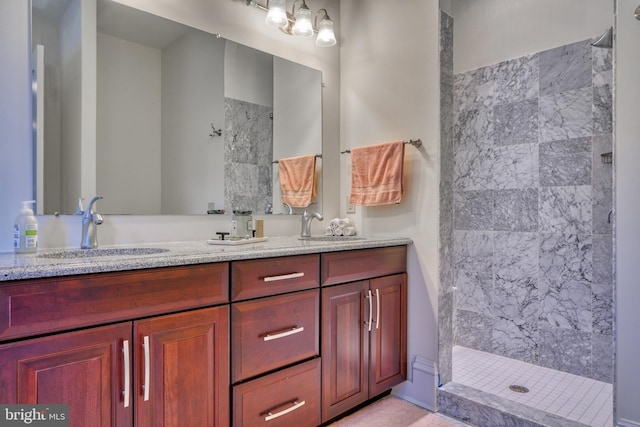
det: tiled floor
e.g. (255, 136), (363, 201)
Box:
(328, 396), (471, 427)
(453, 346), (613, 427)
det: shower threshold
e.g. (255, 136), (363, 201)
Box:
(438, 346), (613, 427)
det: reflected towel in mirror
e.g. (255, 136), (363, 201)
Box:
(279, 154), (317, 208)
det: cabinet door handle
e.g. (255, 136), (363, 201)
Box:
(264, 400), (306, 421)
(375, 288), (381, 330)
(263, 272), (304, 282)
(122, 340), (130, 408)
(263, 326), (305, 341)
(143, 335), (150, 402)
(366, 290), (373, 332)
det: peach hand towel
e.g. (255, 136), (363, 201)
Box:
(349, 141), (405, 206)
(279, 154), (317, 208)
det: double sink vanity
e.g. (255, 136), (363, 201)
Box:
(0, 236), (410, 426)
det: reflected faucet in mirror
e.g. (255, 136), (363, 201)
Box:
(81, 195), (104, 249)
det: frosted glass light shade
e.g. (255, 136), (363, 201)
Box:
(265, 0), (288, 27)
(316, 17), (336, 46)
(292, 5), (313, 37)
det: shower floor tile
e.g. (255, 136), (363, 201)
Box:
(452, 346), (613, 427)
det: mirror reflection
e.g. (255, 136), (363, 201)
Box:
(31, 0), (323, 216)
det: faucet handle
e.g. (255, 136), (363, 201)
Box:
(74, 198), (85, 215)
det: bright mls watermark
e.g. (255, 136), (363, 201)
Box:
(0, 405), (69, 427)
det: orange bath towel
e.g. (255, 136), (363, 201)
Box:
(349, 141), (405, 206)
(279, 154), (317, 208)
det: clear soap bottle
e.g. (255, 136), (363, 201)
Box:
(14, 200), (38, 254)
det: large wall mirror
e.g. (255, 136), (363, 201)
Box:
(31, 0), (323, 216)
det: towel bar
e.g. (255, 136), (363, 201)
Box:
(272, 154), (322, 164)
(341, 139), (422, 154)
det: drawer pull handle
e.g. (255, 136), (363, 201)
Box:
(143, 335), (150, 402)
(366, 290), (373, 332)
(122, 340), (130, 408)
(263, 272), (305, 282)
(263, 326), (305, 341)
(375, 288), (381, 330)
(264, 400), (306, 421)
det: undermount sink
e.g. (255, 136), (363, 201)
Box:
(299, 236), (366, 242)
(37, 247), (170, 259)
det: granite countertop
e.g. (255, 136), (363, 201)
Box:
(0, 235), (412, 282)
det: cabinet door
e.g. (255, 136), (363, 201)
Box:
(369, 274), (407, 397)
(0, 323), (132, 427)
(134, 306), (230, 427)
(321, 281), (369, 422)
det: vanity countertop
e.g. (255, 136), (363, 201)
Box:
(0, 236), (412, 282)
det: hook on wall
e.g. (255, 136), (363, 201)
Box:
(210, 124), (222, 137)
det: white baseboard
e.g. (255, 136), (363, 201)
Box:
(619, 419), (640, 427)
(393, 356), (437, 412)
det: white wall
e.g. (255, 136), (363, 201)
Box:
(224, 40), (273, 107)
(451, 0), (613, 73)
(161, 30), (226, 215)
(339, 0), (441, 407)
(614, 1), (640, 425)
(97, 32), (162, 214)
(0, 0), (32, 252)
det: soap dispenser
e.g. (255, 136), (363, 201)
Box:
(14, 200), (38, 254)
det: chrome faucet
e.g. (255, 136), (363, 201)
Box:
(300, 207), (323, 238)
(283, 203), (293, 215)
(81, 195), (104, 249)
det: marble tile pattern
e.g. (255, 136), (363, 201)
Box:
(449, 40), (614, 382)
(438, 10), (455, 385)
(224, 97), (273, 214)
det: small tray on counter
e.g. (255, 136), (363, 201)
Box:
(206, 237), (269, 246)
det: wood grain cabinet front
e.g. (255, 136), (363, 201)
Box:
(320, 249), (407, 423)
(232, 289), (319, 383)
(0, 323), (133, 427)
(0, 263), (229, 341)
(0, 306), (230, 427)
(232, 358), (321, 427)
(231, 254), (319, 301)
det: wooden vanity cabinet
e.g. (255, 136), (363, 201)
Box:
(320, 247), (407, 423)
(0, 244), (408, 427)
(230, 255), (321, 426)
(0, 263), (230, 427)
(0, 322), (132, 427)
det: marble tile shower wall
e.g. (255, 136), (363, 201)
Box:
(452, 41), (613, 382)
(439, 10), (455, 385)
(224, 97), (273, 214)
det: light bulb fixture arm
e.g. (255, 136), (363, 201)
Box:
(291, 0), (307, 16)
(314, 8), (330, 27)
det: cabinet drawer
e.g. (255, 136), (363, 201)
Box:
(233, 358), (320, 427)
(0, 263), (229, 341)
(232, 289), (319, 382)
(231, 254), (319, 301)
(321, 246), (407, 286)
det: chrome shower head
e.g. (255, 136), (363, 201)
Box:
(591, 27), (613, 49)
(635, 5), (640, 20)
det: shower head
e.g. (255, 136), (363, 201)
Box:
(635, 5), (640, 20)
(591, 27), (613, 49)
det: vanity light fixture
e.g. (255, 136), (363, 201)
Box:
(265, 0), (287, 26)
(246, 0), (337, 47)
